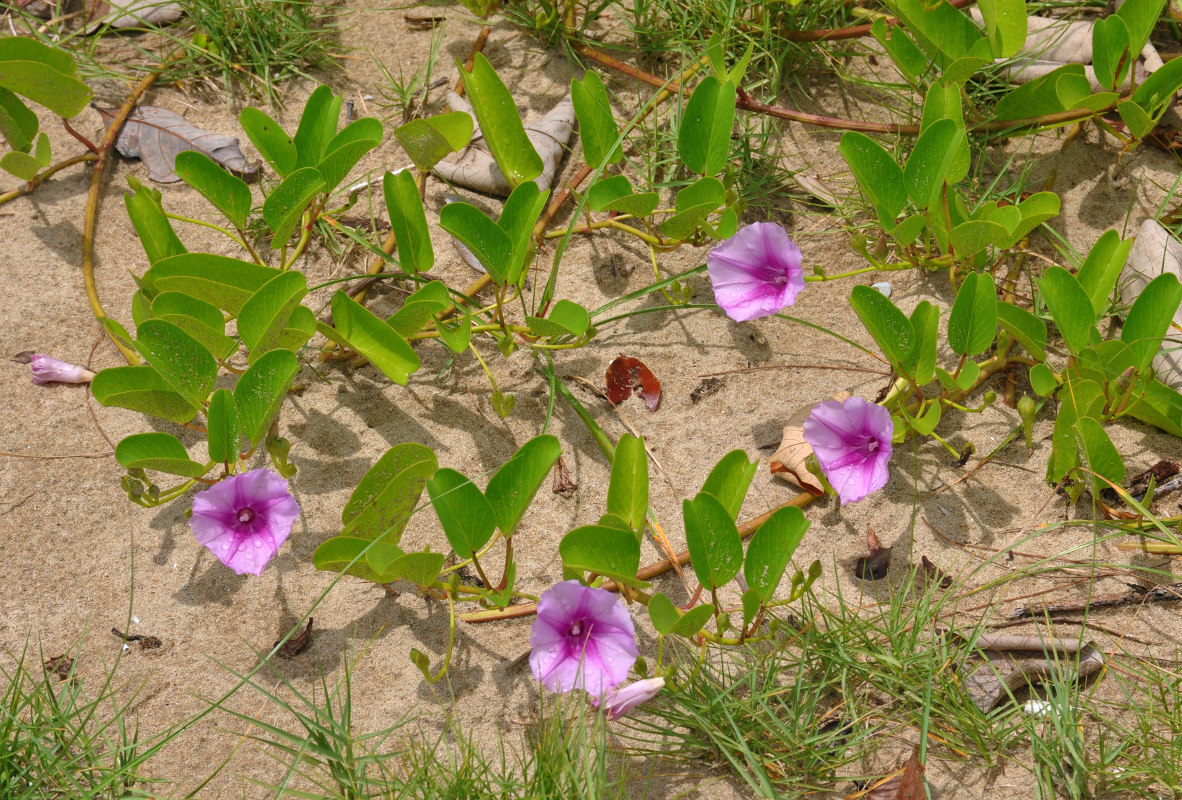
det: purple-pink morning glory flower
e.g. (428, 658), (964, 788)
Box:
(529, 580), (638, 696)
(30, 354), (95, 385)
(802, 396), (893, 505)
(706, 222), (805, 322)
(594, 676), (665, 720)
(189, 469), (300, 576)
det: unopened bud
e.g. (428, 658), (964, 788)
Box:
(982, 390), (997, 407)
(1018, 395), (1037, 449)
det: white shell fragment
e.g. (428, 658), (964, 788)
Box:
(871, 281), (892, 298)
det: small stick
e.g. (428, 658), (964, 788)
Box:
(1010, 582), (1182, 620)
(696, 363), (890, 378)
(455, 26), (492, 96)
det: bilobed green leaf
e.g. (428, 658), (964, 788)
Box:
(238, 270), (308, 361)
(909, 300), (940, 385)
(234, 348), (299, 447)
(313, 536), (404, 584)
(293, 85), (341, 168)
(744, 504), (810, 603)
(993, 64), (1080, 120)
(997, 192), (1060, 248)
(0, 86), (38, 152)
(949, 219), (1010, 257)
(376, 550), (446, 588)
(1092, 15), (1131, 91)
(206, 388), (240, 465)
(947, 272), (997, 356)
(0, 38), (92, 117)
(174, 150), (252, 229)
(839, 132), (907, 225)
(1116, 0), (1166, 62)
(485, 434), (562, 536)
(278, 306), (317, 353)
(115, 432), (207, 478)
(388, 281), (451, 338)
(871, 18), (927, 82)
(0, 130), (49, 179)
(571, 70), (622, 167)
(647, 592), (715, 637)
(585, 174), (659, 218)
(316, 117), (383, 191)
(1077, 229), (1133, 315)
(1118, 99), (1156, 139)
(383, 169), (434, 275)
(427, 468), (497, 559)
(437, 308), (472, 354)
(606, 434), (648, 534)
(92, 365), (199, 424)
(151, 291), (236, 361)
(699, 450), (757, 520)
(393, 112), (473, 171)
(888, 0), (986, 66)
(658, 176), (726, 240)
(678, 75), (736, 176)
(1132, 54), (1182, 123)
(1029, 362), (1059, 396)
(124, 176), (185, 265)
(1074, 415), (1126, 495)
(849, 284), (915, 374)
(458, 53), (543, 187)
(683, 492), (743, 591)
(439, 201), (511, 284)
(978, 0), (1027, 58)
(263, 167), (326, 248)
(996, 300), (1047, 360)
(133, 319), (217, 407)
(239, 106), (296, 177)
(526, 299), (590, 338)
(903, 118), (967, 208)
(1038, 266), (1097, 355)
(330, 291), (420, 385)
(559, 526), (645, 588)
(497, 181), (549, 285)
(1122, 273), (1182, 370)
(142, 254), (282, 316)
(343, 443), (437, 543)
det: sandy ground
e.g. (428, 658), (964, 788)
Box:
(3, 3), (1182, 797)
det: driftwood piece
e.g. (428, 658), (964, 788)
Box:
(960, 633), (1105, 711)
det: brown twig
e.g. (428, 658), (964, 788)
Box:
(781, 0), (977, 41)
(1010, 582), (1182, 620)
(696, 363), (891, 378)
(455, 25), (492, 96)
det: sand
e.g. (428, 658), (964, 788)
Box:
(3, 3), (1182, 797)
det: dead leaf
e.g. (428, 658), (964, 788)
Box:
(97, 105), (259, 184)
(769, 390), (850, 495)
(920, 555), (952, 589)
(111, 626), (163, 650)
(855, 528), (891, 581)
(960, 633), (1105, 711)
(43, 654), (74, 681)
(11, 351), (35, 364)
(85, 0), (182, 32)
(793, 172), (850, 208)
(689, 376), (724, 404)
(605, 356), (661, 411)
(434, 93), (575, 196)
(859, 746), (925, 800)
(274, 618), (313, 658)
(404, 14), (444, 28)
(552, 455), (577, 495)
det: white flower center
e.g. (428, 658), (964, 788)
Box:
(237, 508), (256, 525)
(569, 621), (583, 637)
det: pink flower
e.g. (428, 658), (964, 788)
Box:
(529, 580), (638, 696)
(706, 222), (805, 322)
(802, 396), (893, 505)
(30, 354), (95, 385)
(595, 676), (665, 720)
(189, 469), (300, 575)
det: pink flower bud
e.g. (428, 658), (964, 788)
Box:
(597, 677), (666, 721)
(30, 354), (95, 385)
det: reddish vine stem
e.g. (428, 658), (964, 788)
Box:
(780, 0), (977, 41)
(459, 491), (817, 623)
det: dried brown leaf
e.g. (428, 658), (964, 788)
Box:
(689, 376), (724, 404)
(769, 390), (850, 495)
(856, 746), (925, 800)
(97, 105), (258, 184)
(43, 654), (74, 681)
(274, 618), (314, 658)
(605, 356), (661, 411)
(552, 455), (577, 495)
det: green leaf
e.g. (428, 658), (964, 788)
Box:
(0, 130), (49, 179)
(313, 536), (404, 584)
(92, 365), (199, 424)
(393, 112), (474, 171)
(949, 219), (1010, 257)
(1077, 229), (1133, 315)
(439, 201), (511, 284)
(744, 505), (810, 603)
(1030, 363), (1059, 397)
(1074, 415), (1126, 495)
(850, 284), (915, 374)
(909, 300), (940, 385)
(606, 434), (648, 534)
(115, 432), (207, 478)
(1122, 273), (1182, 370)
(458, 53), (543, 187)
(263, 167), (326, 248)
(741, 588), (761, 631)
(315, 117), (383, 191)
(437, 308), (472, 354)
(133, 320), (217, 407)
(174, 150), (252, 229)
(996, 300), (1047, 360)
(485, 434), (562, 536)
(207, 388), (240, 464)
(497, 181), (549, 285)
(683, 492), (743, 591)
(124, 176), (185, 265)
(152, 291), (236, 361)
(977, 0), (1027, 58)
(0, 38), (92, 117)
(871, 18), (928, 82)
(1116, 0), (1166, 63)
(903, 118), (967, 209)
(526, 299), (590, 338)
(239, 107), (296, 177)
(560, 526), (645, 588)
(678, 75), (737, 176)
(1092, 15), (1131, 91)
(585, 175), (659, 218)
(699, 450), (757, 520)
(387, 281), (451, 338)
(343, 443), (437, 543)
(948, 272), (997, 357)
(887, 0), (986, 66)
(571, 70), (622, 167)
(0, 86), (38, 152)
(1037, 266), (1097, 355)
(383, 169), (434, 276)
(647, 592), (715, 637)
(993, 64), (1085, 120)
(330, 291), (420, 385)
(293, 85), (342, 168)
(427, 468), (497, 560)
(658, 176), (726, 240)
(381, 550), (446, 589)
(1118, 99), (1156, 139)
(142, 254), (282, 316)
(278, 305), (317, 353)
(235, 348), (299, 447)
(1132, 54), (1182, 123)
(238, 270), (308, 361)
(839, 132), (907, 225)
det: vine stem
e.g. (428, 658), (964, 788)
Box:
(0, 152), (98, 206)
(83, 60), (176, 365)
(459, 492), (817, 623)
(779, 0), (976, 41)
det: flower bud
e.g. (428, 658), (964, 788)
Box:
(598, 677), (666, 721)
(29, 354), (94, 385)
(1018, 395), (1037, 449)
(982, 390), (997, 407)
